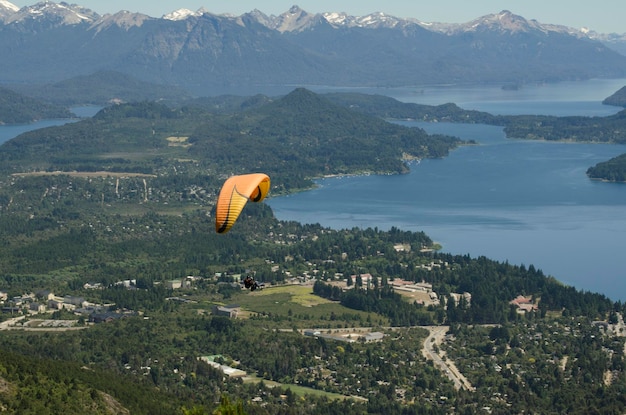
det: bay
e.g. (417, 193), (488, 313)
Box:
(269, 79), (626, 301)
(310, 78), (626, 116)
(0, 106), (101, 146)
(0, 119), (71, 146)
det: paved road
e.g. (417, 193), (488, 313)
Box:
(422, 326), (474, 391)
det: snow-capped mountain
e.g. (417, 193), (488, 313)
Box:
(4, 1), (98, 26)
(0, 2), (622, 39)
(0, 0), (19, 20)
(163, 8), (207, 21)
(263, 5), (325, 33)
(0, 2), (624, 94)
(89, 10), (153, 32)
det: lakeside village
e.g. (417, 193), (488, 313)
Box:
(0, 252), (607, 331)
(0, 257), (473, 327)
(2, 253), (626, 389)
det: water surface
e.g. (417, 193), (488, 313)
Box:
(269, 79), (626, 300)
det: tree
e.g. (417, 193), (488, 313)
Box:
(210, 394), (246, 415)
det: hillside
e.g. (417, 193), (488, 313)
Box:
(0, 86), (72, 124)
(603, 85), (626, 107)
(323, 91), (626, 144)
(587, 153), (626, 182)
(10, 70), (192, 106)
(0, 88), (462, 191)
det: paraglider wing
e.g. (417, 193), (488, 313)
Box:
(215, 173), (270, 233)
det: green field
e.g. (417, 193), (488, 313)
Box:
(227, 284), (390, 328)
(243, 374), (363, 401)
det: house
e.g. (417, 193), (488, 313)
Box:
(63, 296), (85, 307)
(212, 304), (240, 318)
(509, 295), (538, 313)
(29, 303), (46, 313)
(83, 282), (103, 290)
(199, 356), (246, 378)
(36, 290), (55, 301)
(364, 332), (385, 342)
(12, 294), (34, 306)
(47, 299), (63, 310)
(167, 280), (183, 289)
(90, 312), (128, 323)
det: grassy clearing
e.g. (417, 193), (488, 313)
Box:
(242, 374), (361, 401)
(230, 284), (390, 327)
(254, 285), (332, 307)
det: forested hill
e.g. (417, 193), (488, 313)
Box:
(323, 90), (626, 182)
(587, 153), (626, 182)
(0, 88), (462, 192)
(324, 92), (500, 124)
(603, 86), (626, 107)
(323, 91), (626, 144)
(9, 70), (192, 107)
(0, 86), (72, 124)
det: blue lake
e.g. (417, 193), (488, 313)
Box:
(269, 79), (626, 301)
(2, 85), (626, 300)
(0, 106), (101, 146)
(0, 119), (71, 145)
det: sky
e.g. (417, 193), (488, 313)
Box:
(8, 0), (626, 34)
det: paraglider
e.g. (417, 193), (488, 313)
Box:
(243, 275), (261, 291)
(215, 173), (270, 234)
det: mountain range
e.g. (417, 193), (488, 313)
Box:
(1, 1), (626, 95)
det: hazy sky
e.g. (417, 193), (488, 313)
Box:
(8, 0), (626, 34)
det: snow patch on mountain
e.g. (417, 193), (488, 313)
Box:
(5, 1), (99, 25)
(163, 8), (206, 21)
(0, 0), (18, 12)
(0, 0), (18, 21)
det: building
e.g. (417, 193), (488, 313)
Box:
(90, 312), (131, 323)
(212, 304), (240, 318)
(199, 356), (247, 378)
(364, 332), (385, 342)
(30, 303), (46, 313)
(509, 295), (538, 313)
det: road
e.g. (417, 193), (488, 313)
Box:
(0, 315), (25, 329)
(422, 326), (474, 391)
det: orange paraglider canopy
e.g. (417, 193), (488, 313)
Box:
(215, 173), (271, 233)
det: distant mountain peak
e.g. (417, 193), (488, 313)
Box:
(267, 87), (341, 115)
(0, 0), (18, 21)
(277, 87), (325, 107)
(269, 5), (323, 32)
(0, 0), (18, 12)
(90, 10), (152, 32)
(455, 10), (546, 34)
(256, 6), (420, 33)
(163, 8), (206, 21)
(323, 10), (412, 29)
(6, 1), (99, 26)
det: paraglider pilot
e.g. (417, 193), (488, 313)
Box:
(243, 276), (260, 291)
